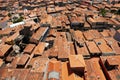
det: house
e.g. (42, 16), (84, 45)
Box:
(69, 55), (86, 73)
(30, 27), (49, 44)
(100, 56), (120, 80)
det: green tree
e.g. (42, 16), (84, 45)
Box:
(13, 16), (23, 23)
(116, 8), (120, 15)
(99, 8), (107, 17)
(8, 13), (12, 17)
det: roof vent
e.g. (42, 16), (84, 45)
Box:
(97, 42), (101, 45)
(48, 71), (59, 80)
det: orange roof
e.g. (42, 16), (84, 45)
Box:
(100, 30), (110, 37)
(0, 16), (9, 23)
(104, 37), (116, 44)
(55, 6), (66, 12)
(106, 57), (119, 66)
(88, 5), (98, 11)
(83, 31), (94, 41)
(25, 72), (42, 80)
(110, 42), (120, 55)
(89, 30), (102, 39)
(17, 54), (30, 66)
(47, 29), (57, 37)
(47, 60), (61, 80)
(61, 62), (69, 80)
(113, 4), (120, 8)
(69, 42), (76, 55)
(99, 43), (113, 54)
(100, 56), (120, 80)
(69, 16), (85, 24)
(46, 47), (58, 57)
(32, 42), (46, 56)
(6, 32), (19, 43)
(11, 56), (21, 68)
(0, 44), (12, 57)
(56, 32), (67, 42)
(94, 38), (107, 45)
(30, 57), (48, 73)
(30, 27), (48, 44)
(54, 32), (70, 59)
(86, 41), (101, 54)
(74, 30), (85, 43)
(62, 62), (84, 80)
(57, 41), (70, 59)
(16, 69), (30, 80)
(23, 44), (36, 54)
(51, 17), (62, 28)
(48, 60), (61, 72)
(84, 22), (91, 28)
(85, 58), (106, 80)
(94, 38), (114, 54)
(47, 7), (56, 13)
(0, 58), (3, 67)
(69, 55), (85, 72)
(110, 19), (120, 25)
(107, 28), (116, 37)
(76, 43), (89, 56)
(0, 28), (12, 35)
(30, 24), (40, 31)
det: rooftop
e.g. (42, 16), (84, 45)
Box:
(0, 0), (120, 80)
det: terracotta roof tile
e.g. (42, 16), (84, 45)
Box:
(17, 54), (30, 66)
(69, 42), (76, 55)
(0, 58), (3, 67)
(69, 16), (85, 27)
(94, 38), (114, 55)
(89, 30), (102, 39)
(106, 57), (119, 66)
(86, 41), (101, 54)
(47, 60), (61, 80)
(76, 43), (90, 57)
(57, 41), (71, 59)
(100, 56), (120, 80)
(17, 69), (30, 80)
(83, 31), (94, 41)
(62, 62), (84, 80)
(74, 30), (85, 44)
(0, 44), (12, 57)
(32, 42), (46, 56)
(85, 58), (106, 80)
(0, 69), (11, 79)
(25, 72), (43, 80)
(6, 32), (20, 44)
(30, 27), (48, 44)
(30, 57), (48, 73)
(11, 57), (21, 68)
(100, 30), (111, 37)
(110, 42), (120, 55)
(23, 44), (36, 54)
(69, 55), (85, 73)
(84, 22), (91, 28)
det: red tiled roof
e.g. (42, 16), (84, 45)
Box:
(85, 58), (106, 80)
(17, 54), (30, 66)
(23, 44), (36, 54)
(86, 41), (101, 54)
(69, 55), (85, 73)
(32, 42), (46, 56)
(0, 44), (12, 57)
